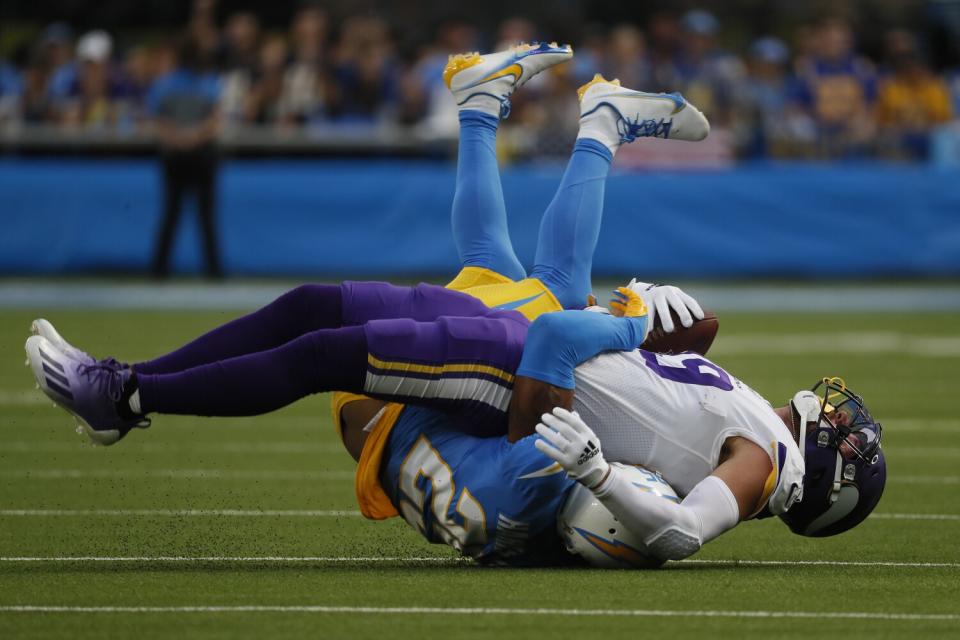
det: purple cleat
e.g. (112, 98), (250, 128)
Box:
(25, 335), (149, 446)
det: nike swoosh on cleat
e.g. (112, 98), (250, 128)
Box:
(494, 292), (544, 311)
(477, 62), (523, 85)
(596, 91), (686, 114)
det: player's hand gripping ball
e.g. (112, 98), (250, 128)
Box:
(611, 280), (719, 356)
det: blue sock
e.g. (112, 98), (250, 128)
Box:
(530, 138), (613, 309)
(450, 110), (526, 281)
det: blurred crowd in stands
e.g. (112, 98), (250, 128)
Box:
(1, 0), (959, 162)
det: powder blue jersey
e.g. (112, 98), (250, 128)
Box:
(381, 406), (577, 566)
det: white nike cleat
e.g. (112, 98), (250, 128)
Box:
(31, 318), (95, 365)
(577, 74), (710, 150)
(444, 41), (573, 119)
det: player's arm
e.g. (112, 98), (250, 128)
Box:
(515, 300), (649, 389)
(535, 408), (751, 562)
(507, 294), (648, 442)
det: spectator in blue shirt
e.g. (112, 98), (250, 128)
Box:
(791, 17), (878, 157)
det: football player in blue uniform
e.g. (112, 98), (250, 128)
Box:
(27, 43), (884, 567)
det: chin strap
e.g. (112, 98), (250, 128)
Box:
(828, 452), (844, 505)
(791, 390), (845, 506)
(790, 391), (820, 462)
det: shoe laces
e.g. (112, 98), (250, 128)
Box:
(618, 115), (672, 143)
(99, 357), (129, 370)
(76, 361), (126, 402)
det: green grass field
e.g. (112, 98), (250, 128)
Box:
(1, 308), (958, 638)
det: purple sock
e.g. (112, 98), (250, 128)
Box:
(135, 284), (344, 375)
(138, 326), (367, 416)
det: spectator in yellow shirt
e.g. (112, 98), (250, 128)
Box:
(877, 30), (953, 159)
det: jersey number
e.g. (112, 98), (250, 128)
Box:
(641, 351), (734, 390)
(398, 435), (487, 553)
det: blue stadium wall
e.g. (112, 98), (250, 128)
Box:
(2, 158), (959, 277)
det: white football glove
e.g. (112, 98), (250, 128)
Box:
(624, 279), (704, 333)
(534, 407), (610, 489)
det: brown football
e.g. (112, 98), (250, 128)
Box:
(640, 309), (719, 356)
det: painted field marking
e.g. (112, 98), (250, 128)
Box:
(0, 510), (955, 521)
(710, 333), (960, 357)
(1, 441), (955, 455)
(0, 556), (454, 563)
(0, 605), (957, 621)
(2, 468), (958, 486)
(894, 475), (960, 485)
(0, 556), (956, 569)
(679, 558), (960, 569)
(882, 419), (960, 432)
(0, 509), (361, 517)
(0, 441), (342, 454)
(0, 509), (960, 521)
(882, 447), (960, 458)
(0, 390), (47, 406)
(0, 469), (353, 480)
(869, 513), (960, 521)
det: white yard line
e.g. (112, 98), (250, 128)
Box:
(710, 333), (960, 357)
(0, 604), (956, 621)
(881, 447), (960, 457)
(2, 468), (957, 485)
(894, 475), (960, 484)
(0, 556), (452, 563)
(0, 556), (956, 569)
(0, 469), (353, 480)
(869, 513), (960, 521)
(679, 559), (960, 568)
(0, 509), (360, 517)
(1, 441), (954, 455)
(0, 509), (954, 521)
(0, 390), (47, 406)
(0, 441), (342, 454)
(881, 419), (960, 432)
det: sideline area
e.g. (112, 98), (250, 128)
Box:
(2, 279), (959, 312)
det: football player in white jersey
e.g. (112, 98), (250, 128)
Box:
(25, 41), (885, 566)
(527, 339), (885, 561)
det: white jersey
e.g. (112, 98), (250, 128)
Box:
(573, 350), (804, 515)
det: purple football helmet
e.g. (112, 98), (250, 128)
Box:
(779, 377), (886, 537)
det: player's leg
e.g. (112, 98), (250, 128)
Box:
(444, 42), (572, 288)
(527, 137), (612, 310)
(136, 312), (525, 417)
(448, 109), (526, 284)
(26, 310), (527, 443)
(132, 284), (346, 374)
(36, 282), (489, 376)
(529, 75), (710, 310)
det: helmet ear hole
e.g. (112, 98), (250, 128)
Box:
(608, 528), (617, 535)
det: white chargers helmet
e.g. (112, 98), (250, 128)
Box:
(557, 463), (680, 569)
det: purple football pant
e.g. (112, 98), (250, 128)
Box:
(137, 281), (527, 433)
